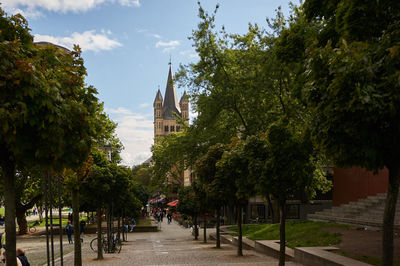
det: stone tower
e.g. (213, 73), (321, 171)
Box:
(153, 64), (189, 143)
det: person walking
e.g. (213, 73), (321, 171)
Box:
(167, 212), (172, 224)
(1, 232), (5, 250)
(65, 221), (73, 244)
(130, 217), (136, 232)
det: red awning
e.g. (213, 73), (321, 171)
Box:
(167, 200), (179, 206)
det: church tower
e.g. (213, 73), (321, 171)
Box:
(153, 88), (163, 139)
(179, 91), (189, 126)
(153, 64), (189, 143)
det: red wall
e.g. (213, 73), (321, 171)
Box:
(333, 167), (388, 206)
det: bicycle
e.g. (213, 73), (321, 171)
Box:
(28, 221), (40, 233)
(90, 232), (122, 253)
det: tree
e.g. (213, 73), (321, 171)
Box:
(178, 185), (202, 240)
(216, 138), (257, 256)
(14, 168), (43, 235)
(195, 144), (228, 248)
(303, 1), (400, 264)
(80, 151), (111, 260)
(0, 8), (106, 265)
(249, 122), (328, 266)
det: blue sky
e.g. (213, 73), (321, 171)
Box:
(3, 0), (298, 166)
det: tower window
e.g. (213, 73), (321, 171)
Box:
(164, 126), (169, 132)
(170, 125), (175, 132)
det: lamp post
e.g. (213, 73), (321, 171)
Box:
(99, 144), (119, 162)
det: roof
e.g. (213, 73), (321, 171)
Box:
(153, 89), (163, 106)
(162, 65), (181, 119)
(180, 90), (188, 105)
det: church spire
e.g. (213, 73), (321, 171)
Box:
(162, 64), (181, 119)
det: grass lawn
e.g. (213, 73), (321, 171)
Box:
(228, 220), (350, 248)
(137, 218), (151, 226)
(0, 208), (4, 216)
(27, 218), (70, 227)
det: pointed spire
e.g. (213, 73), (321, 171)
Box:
(180, 90), (188, 105)
(153, 88), (163, 106)
(163, 64), (181, 119)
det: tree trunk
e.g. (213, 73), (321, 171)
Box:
(203, 216), (207, 243)
(237, 204), (243, 256)
(2, 159), (17, 266)
(216, 207), (221, 248)
(194, 215), (198, 240)
(279, 199), (286, 266)
(117, 216), (121, 242)
(96, 207), (103, 260)
(16, 194), (42, 235)
(16, 209), (28, 235)
(72, 189), (82, 266)
(106, 207), (111, 253)
(382, 164), (400, 266)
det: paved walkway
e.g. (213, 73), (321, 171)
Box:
(8, 219), (302, 265)
(61, 219), (301, 266)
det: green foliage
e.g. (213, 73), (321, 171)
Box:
(177, 185), (201, 217)
(195, 144), (229, 208)
(216, 138), (256, 204)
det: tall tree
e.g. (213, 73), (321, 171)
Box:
(248, 122), (328, 266)
(216, 138), (257, 256)
(0, 8), (106, 265)
(303, 1), (400, 265)
(195, 144), (229, 248)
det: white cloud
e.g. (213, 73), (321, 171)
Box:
(107, 108), (153, 166)
(2, 0), (140, 16)
(150, 34), (161, 39)
(34, 30), (122, 52)
(179, 50), (199, 59)
(155, 40), (181, 53)
(136, 29), (162, 39)
(105, 107), (134, 115)
(139, 103), (150, 108)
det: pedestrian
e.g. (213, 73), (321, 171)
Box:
(167, 212), (172, 224)
(130, 217), (136, 232)
(2, 250), (24, 266)
(16, 248), (30, 266)
(79, 219), (86, 234)
(65, 221), (73, 244)
(67, 212), (73, 223)
(1, 232), (5, 250)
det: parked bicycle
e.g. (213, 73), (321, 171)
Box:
(28, 220), (40, 233)
(90, 232), (121, 253)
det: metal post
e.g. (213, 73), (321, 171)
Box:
(44, 173), (50, 266)
(58, 175), (64, 266)
(49, 173), (55, 266)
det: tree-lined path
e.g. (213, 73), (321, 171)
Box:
(59, 219), (302, 265)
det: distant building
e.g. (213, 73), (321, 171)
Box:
(153, 64), (191, 186)
(153, 65), (189, 140)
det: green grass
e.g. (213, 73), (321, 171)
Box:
(27, 218), (70, 227)
(0, 208), (4, 216)
(228, 220), (351, 248)
(137, 218), (151, 226)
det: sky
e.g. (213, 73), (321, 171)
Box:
(2, 0), (298, 167)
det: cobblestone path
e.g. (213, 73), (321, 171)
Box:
(64, 219), (301, 266)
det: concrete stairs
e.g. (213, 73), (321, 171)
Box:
(308, 193), (400, 229)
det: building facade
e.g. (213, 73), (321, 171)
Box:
(153, 65), (191, 186)
(153, 65), (189, 140)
